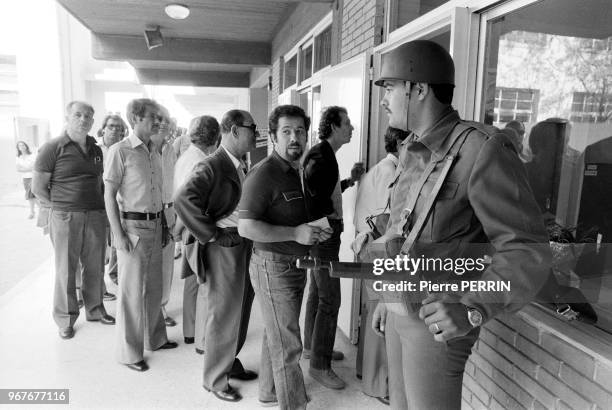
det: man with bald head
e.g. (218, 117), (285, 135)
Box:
(33, 101), (114, 340)
(175, 109), (257, 402)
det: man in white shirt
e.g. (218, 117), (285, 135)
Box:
(353, 126), (408, 405)
(172, 115), (219, 350)
(97, 114), (127, 293)
(151, 106), (178, 328)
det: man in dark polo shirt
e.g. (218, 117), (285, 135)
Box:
(238, 105), (332, 409)
(32, 100), (115, 340)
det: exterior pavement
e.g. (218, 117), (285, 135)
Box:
(0, 194), (388, 409)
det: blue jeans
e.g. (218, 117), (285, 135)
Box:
(250, 249), (308, 410)
(386, 311), (479, 409)
(304, 219), (342, 370)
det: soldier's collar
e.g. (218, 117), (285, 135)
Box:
(413, 108), (461, 161)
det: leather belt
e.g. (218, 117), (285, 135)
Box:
(121, 211), (162, 221)
(163, 202), (173, 209)
(217, 226), (238, 234)
(253, 248), (301, 266)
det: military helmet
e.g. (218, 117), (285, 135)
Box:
(374, 40), (455, 87)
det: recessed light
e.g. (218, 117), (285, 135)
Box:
(165, 4), (190, 20)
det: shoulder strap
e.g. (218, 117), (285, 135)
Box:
(399, 123), (473, 255)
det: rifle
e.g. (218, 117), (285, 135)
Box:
(295, 257), (374, 279)
(295, 256), (418, 281)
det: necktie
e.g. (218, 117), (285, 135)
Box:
(238, 161), (247, 183)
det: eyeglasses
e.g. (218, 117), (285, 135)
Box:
(237, 123), (258, 133)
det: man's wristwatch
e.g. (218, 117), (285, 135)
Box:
(467, 307), (483, 328)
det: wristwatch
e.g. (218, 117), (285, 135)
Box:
(467, 307), (483, 328)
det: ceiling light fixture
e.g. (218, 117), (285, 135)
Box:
(165, 4), (190, 20)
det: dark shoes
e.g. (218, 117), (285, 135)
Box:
(164, 316), (177, 327)
(195, 348), (205, 355)
(206, 385), (242, 402)
(59, 327), (74, 339)
(303, 348), (344, 361)
(126, 360), (149, 372)
(157, 341), (178, 350)
(184, 337), (194, 344)
(258, 398), (279, 407)
(229, 369), (258, 381)
(308, 368), (346, 390)
(376, 396), (390, 406)
(103, 292), (116, 301)
(100, 314), (116, 325)
(87, 314), (116, 325)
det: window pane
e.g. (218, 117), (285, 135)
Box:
(300, 45), (313, 83)
(314, 26), (331, 72)
(284, 55), (297, 89)
(393, 0), (450, 32)
(481, 0), (612, 331)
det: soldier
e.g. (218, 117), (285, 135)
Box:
(362, 40), (551, 409)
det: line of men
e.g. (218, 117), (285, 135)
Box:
(32, 100), (182, 361)
(32, 95), (364, 407)
(32, 38), (551, 410)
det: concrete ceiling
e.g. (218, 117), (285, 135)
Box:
(56, 0), (333, 87)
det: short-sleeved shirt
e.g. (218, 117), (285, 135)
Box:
(353, 153), (398, 233)
(173, 144), (209, 194)
(239, 151), (310, 256)
(34, 133), (105, 211)
(160, 142), (176, 204)
(103, 133), (163, 213)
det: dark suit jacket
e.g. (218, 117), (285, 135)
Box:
(174, 147), (242, 282)
(303, 139), (351, 220)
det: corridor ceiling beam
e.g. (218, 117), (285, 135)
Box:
(92, 34), (271, 66)
(135, 69), (251, 87)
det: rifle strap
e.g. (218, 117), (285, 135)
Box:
(399, 123), (473, 256)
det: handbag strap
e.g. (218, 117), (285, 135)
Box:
(399, 123), (473, 256)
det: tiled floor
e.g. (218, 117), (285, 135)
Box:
(0, 256), (388, 409)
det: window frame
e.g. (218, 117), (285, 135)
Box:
(279, 11), (332, 101)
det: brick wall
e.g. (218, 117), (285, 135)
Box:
(462, 310), (612, 410)
(341, 0), (384, 61)
(269, 58), (281, 114)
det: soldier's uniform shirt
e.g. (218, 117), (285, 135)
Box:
(381, 108), (551, 320)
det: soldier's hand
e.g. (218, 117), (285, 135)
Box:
(294, 224), (322, 245)
(372, 302), (387, 337)
(418, 293), (471, 343)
